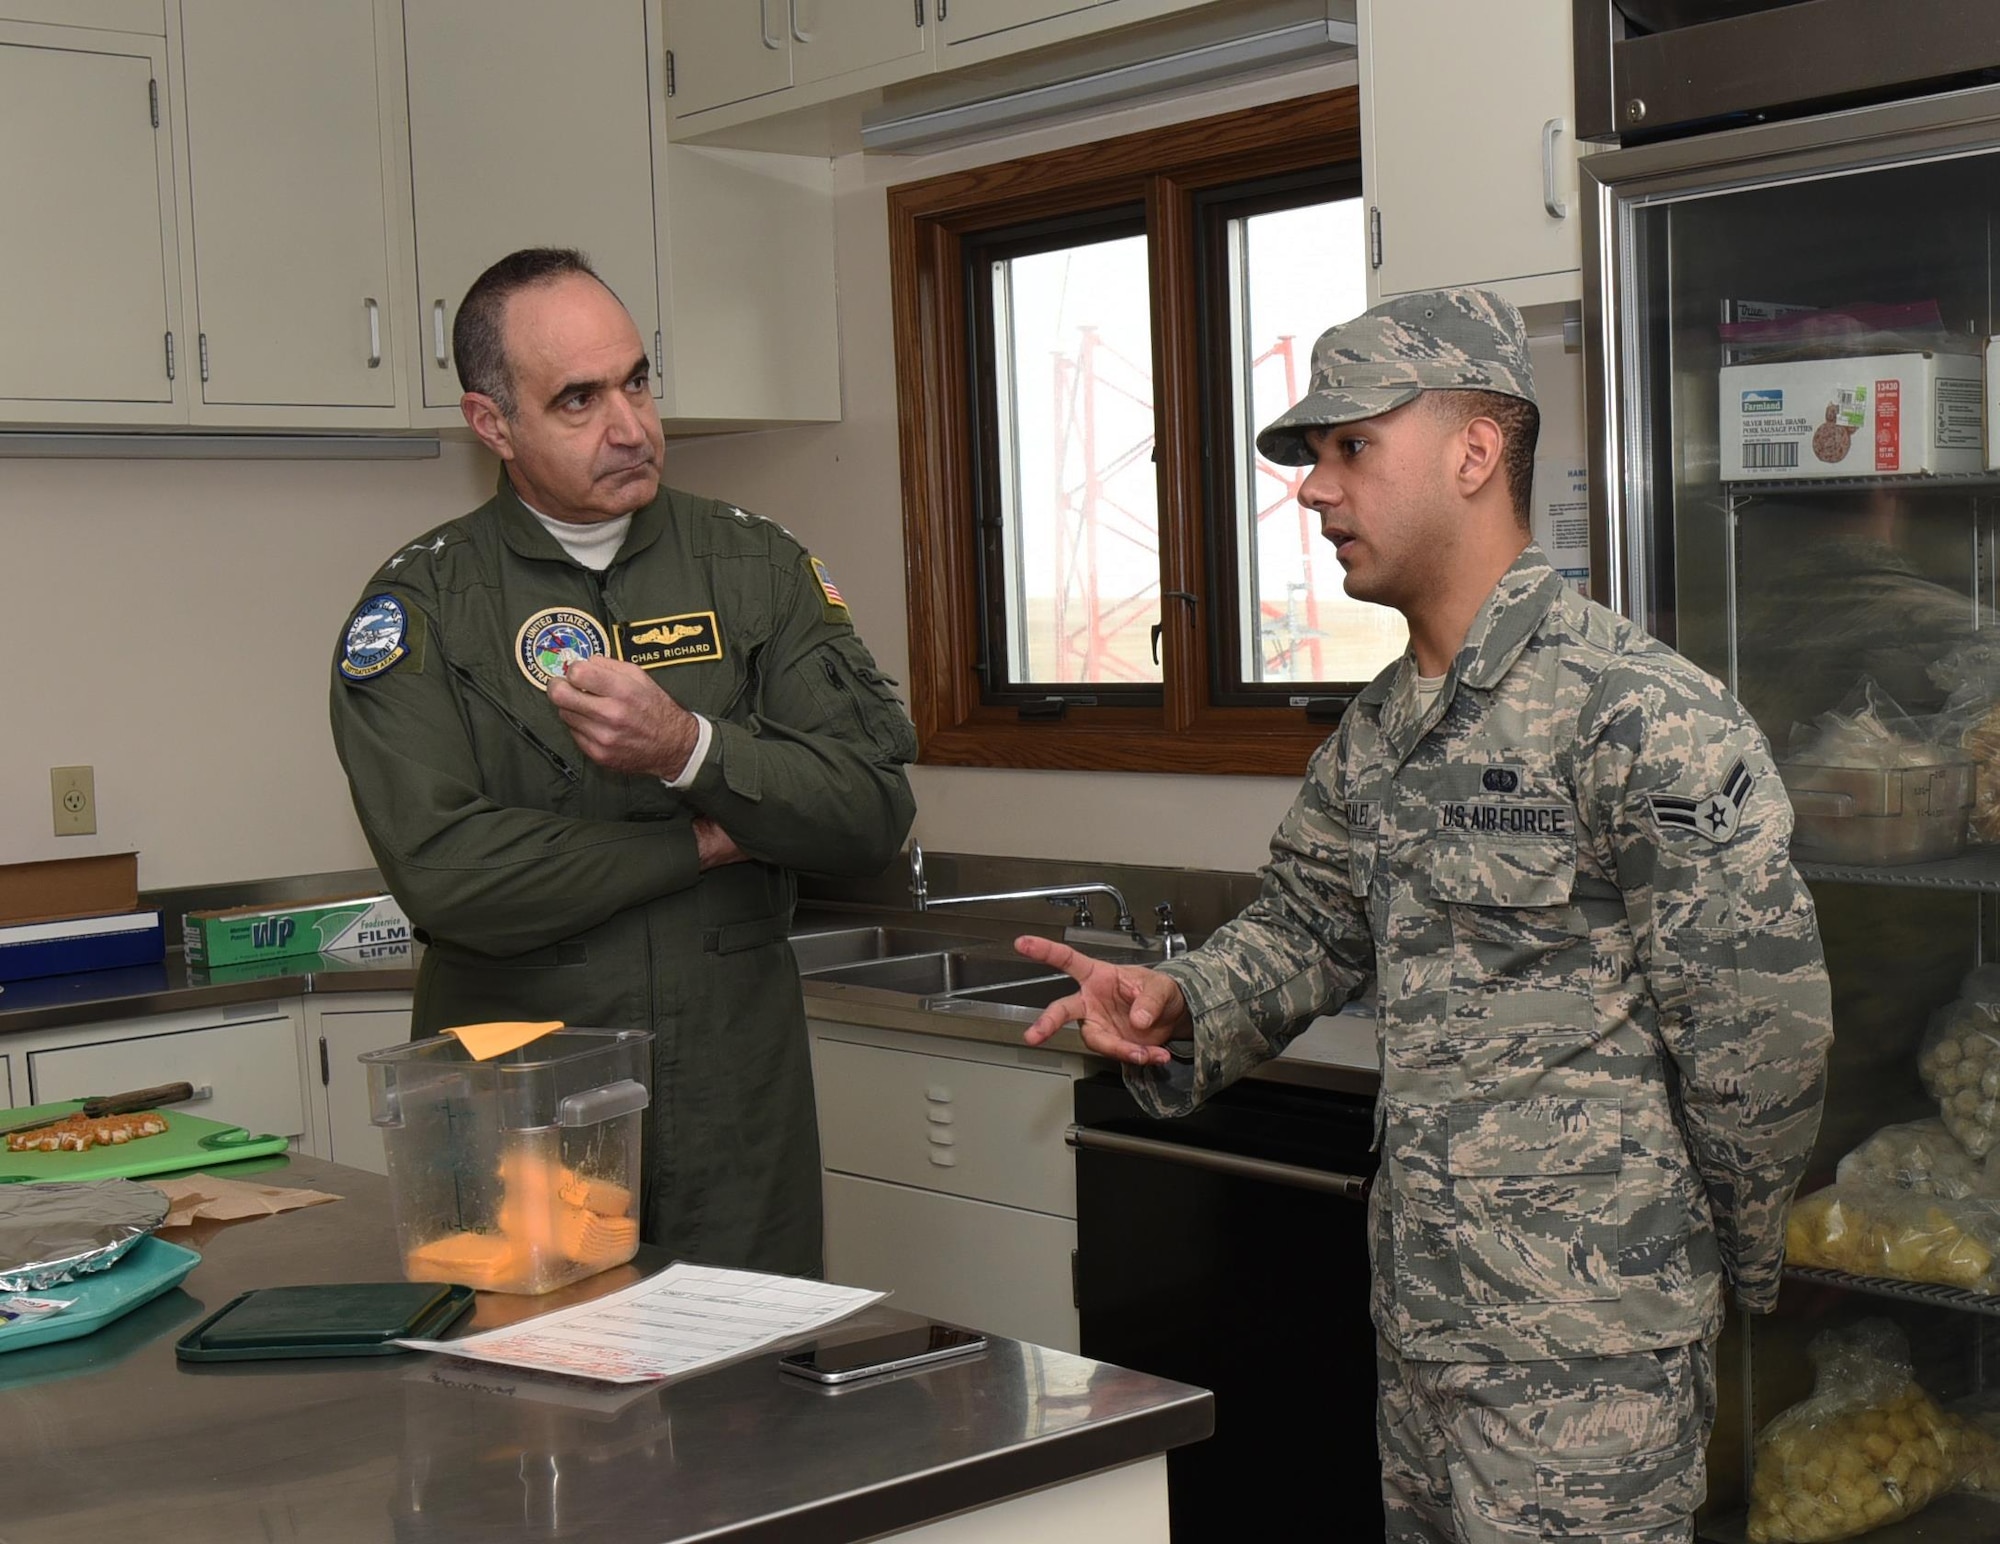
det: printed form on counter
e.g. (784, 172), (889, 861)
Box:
(397, 1263), (885, 1383)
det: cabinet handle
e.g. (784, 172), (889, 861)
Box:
(432, 300), (447, 367)
(1541, 117), (1568, 219)
(760, 0), (782, 49)
(364, 298), (381, 369)
(914, 0), (923, 24)
(937, 0), (947, 19)
(790, 0), (814, 44)
(197, 332), (210, 384)
(1066, 1125), (1372, 1202)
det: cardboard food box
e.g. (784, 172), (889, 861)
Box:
(183, 893), (412, 968)
(1718, 351), (1983, 481)
(0, 853), (139, 927)
(0, 909), (164, 983)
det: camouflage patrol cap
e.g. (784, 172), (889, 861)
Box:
(1255, 288), (1538, 466)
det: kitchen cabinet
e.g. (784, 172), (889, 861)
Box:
(0, 1054), (11, 1106)
(401, 0), (665, 415)
(174, 0), (405, 421)
(303, 991), (407, 1175)
(24, 1000), (311, 1147)
(810, 1021), (1083, 1351)
(1358, 0), (1580, 310)
(0, 16), (183, 421)
(933, 0), (1105, 54)
(664, 0), (928, 120)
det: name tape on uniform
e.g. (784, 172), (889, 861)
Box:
(617, 612), (724, 670)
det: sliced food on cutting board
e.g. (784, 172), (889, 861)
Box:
(7, 1112), (169, 1153)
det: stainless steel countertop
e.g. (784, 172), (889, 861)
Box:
(0, 1154), (1212, 1543)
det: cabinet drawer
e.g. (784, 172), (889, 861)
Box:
(29, 1016), (305, 1138)
(823, 1171), (1078, 1352)
(813, 1036), (1075, 1217)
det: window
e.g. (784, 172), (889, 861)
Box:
(891, 91), (1385, 775)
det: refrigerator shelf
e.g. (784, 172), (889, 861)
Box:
(1700, 1492), (2000, 1544)
(1722, 472), (2000, 497)
(1783, 1265), (2000, 1319)
(1795, 847), (2000, 891)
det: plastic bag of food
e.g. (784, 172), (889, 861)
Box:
(1787, 677), (1956, 769)
(1918, 969), (2000, 1157)
(1747, 1321), (1967, 1542)
(1784, 1183), (2000, 1290)
(1948, 1393), (2000, 1497)
(1837, 1118), (1995, 1201)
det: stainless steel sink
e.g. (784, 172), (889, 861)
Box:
(789, 926), (990, 974)
(802, 949), (1068, 999)
(936, 976), (1078, 1011)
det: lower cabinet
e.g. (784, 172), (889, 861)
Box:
(26, 1002), (310, 1146)
(809, 1020), (1084, 1352)
(303, 992), (411, 1176)
(0, 1053), (11, 1106)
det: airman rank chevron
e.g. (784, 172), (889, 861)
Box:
(1648, 758), (1754, 843)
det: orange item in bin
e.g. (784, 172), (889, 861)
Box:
(558, 1170), (632, 1216)
(406, 1231), (520, 1291)
(559, 1208), (640, 1272)
(444, 1021), (564, 1060)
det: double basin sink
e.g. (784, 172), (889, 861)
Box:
(789, 925), (1081, 1014)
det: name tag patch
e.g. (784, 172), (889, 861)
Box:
(617, 612), (724, 669)
(1346, 800), (1381, 831)
(1437, 802), (1572, 837)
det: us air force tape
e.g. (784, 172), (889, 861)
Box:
(339, 593), (421, 682)
(515, 607), (611, 692)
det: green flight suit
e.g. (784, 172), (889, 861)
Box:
(329, 478), (918, 1276)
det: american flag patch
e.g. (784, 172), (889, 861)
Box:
(1647, 758), (1753, 844)
(811, 556), (848, 610)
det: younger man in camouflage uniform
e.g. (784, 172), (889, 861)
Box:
(1019, 289), (1833, 1542)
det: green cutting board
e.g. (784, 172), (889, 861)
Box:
(0, 1100), (289, 1184)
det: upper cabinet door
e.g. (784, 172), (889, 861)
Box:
(402, 0), (663, 411)
(788, 0), (928, 89)
(1360, 0), (1580, 307)
(664, 0), (792, 118)
(934, 0), (1103, 52)
(179, 0), (397, 410)
(0, 28), (179, 409)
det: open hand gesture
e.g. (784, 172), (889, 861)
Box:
(1014, 935), (1189, 1066)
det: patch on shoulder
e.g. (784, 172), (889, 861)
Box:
(1647, 758), (1754, 844)
(339, 593), (420, 682)
(808, 555), (849, 621)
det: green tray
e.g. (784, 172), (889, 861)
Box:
(0, 1237), (200, 1354)
(0, 1100), (288, 1184)
(175, 1281), (475, 1362)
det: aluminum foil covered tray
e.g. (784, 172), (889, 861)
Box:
(0, 1179), (170, 1291)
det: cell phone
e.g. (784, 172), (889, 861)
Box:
(777, 1323), (988, 1385)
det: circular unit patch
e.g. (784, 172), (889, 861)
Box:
(340, 594), (409, 682)
(515, 607), (611, 692)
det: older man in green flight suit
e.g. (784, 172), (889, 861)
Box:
(329, 248), (917, 1276)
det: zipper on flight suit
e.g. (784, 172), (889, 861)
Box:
(445, 659), (580, 785)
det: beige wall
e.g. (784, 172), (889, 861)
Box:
(0, 444), (492, 888)
(663, 59), (1586, 874)
(0, 60), (1585, 892)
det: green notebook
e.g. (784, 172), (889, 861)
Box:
(175, 1281), (475, 1361)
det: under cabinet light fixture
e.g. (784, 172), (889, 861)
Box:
(0, 433), (442, 461)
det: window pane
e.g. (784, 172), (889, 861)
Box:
(992, 235), (1161, 686)
(1230, 200), (1407, 687)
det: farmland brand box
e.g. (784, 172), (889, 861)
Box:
(183, 893), (411, 968)
(0, 853), (139, 927)
(1718, 351), (1983, 481)
(0, 910), (163, 983)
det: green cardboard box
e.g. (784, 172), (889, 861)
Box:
(182, 893), (412, 967)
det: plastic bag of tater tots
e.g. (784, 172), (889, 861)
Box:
(1747, 1321), (1968, 1542)
(1918, 968), (2000, 1158)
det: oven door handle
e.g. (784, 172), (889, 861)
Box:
(1067, 1125), (1372, 1202)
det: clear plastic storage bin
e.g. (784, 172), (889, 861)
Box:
(361, 1028), (651, 1295)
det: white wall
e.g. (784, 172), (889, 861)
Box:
(0, 444), (492, 888)
(662, 60), (1587, 873)
(0, 62), (1586, 892)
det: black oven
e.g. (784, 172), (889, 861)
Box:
(1070, 1069), (1381, 1541)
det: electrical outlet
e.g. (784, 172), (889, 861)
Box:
(50, 765), (95, 837)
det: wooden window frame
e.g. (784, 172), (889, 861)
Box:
(890, 88), (1363, 776)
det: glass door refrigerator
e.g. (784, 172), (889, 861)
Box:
(1581, 12), (2000, 1540)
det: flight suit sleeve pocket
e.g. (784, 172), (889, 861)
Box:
(1428, 835), (1576, 908)
(810, 638), (919, 764)
(1447, 1098), (1623, 1305)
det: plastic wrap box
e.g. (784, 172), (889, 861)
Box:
(1719, 351), (1983, 481)
(183, 893), (410, 968)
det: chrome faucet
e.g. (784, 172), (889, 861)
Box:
(910, 842), (1155, 953)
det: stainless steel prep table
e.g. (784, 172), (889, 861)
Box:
(0, 1154), (1211, 1543)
